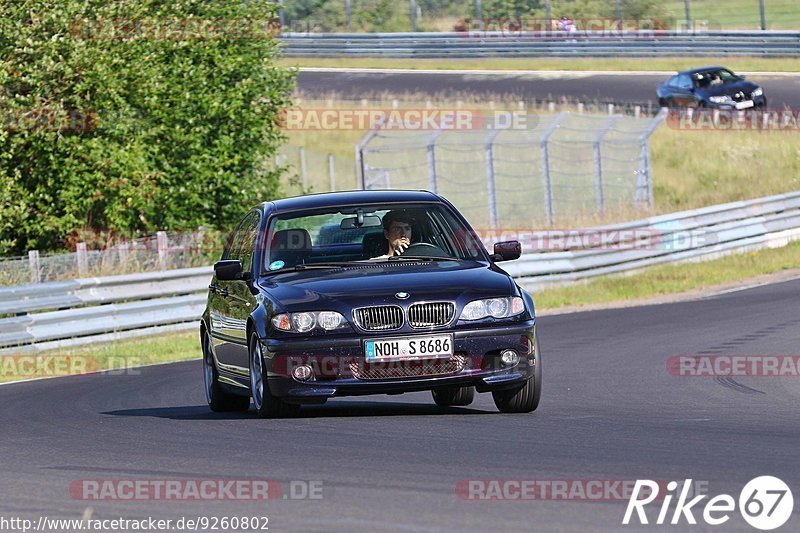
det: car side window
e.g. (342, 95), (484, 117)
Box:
(224, 211), (255, 263)
(677, 74), (693, 90)
(239, 211), (261, 273)
(667, 75), (678, 87)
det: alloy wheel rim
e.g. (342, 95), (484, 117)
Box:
(251, 341), (264, 409)
(203, 335), (214, 403)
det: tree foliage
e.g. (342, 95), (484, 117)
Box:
(0, 0), (294, 254)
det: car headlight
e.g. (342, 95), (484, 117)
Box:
(460, 297), (525, 321)
(708, 95), (732, 104)
(751, 87), (763, 97)
(272, 311), (348, 332)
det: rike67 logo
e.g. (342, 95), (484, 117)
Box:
(623, 476), (793, 530)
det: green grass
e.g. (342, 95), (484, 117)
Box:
(280, 57), (800, 73)
(662, 0), (800, 30)
(0, 330), (199, 384)
(533, 239), (800, 309)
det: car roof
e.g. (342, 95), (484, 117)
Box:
(262, 189), (441, 214)
(676, 66), (729, 75)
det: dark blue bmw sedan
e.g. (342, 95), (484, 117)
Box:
(201, 190), (540, 418)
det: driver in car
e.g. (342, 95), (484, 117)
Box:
(373, 210), (413, 258)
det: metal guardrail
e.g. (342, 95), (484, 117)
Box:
(279, 30), (800, 57)
(2, 190), (800, 351)
(0, 267), (212, 353)
(506, 190), (800, 290)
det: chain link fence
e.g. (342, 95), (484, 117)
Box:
(357, 110), (665, 228)
(276, 146), (358, 195)
(0, 231), (221, 286)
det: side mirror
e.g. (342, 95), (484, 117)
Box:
(214, 260), (244, 281)
(491, 241), (521, 262)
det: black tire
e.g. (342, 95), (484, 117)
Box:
(658, 98), (669, 108)
(203, 331), (250, 413)
(492, 338), (542, 413)
(249, 333), (300, 419)
(432, 385), (475, 407)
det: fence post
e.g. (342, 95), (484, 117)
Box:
(683, 0), (691, 31)
(328, 153), (336, 191)
(118, 240), (130, 266)
(355, 121), (382, 190)
(539, 112), (568, 226)
(638, 109), (667, 208)
(157, 231), (168, 271)
(410, 0), (417, 32)
(759, 0), (766, 30)
(593, 116), (620, 215)
(76, 243), (88, 277)
(484, 129), (502, 229)
(426, 130), (443, 194)
(28, 250), (41, 284)
(299, 147), (307, 191)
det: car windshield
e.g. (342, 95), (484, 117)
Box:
(694, 68), (739, 88)
(264, 203), (486, 271)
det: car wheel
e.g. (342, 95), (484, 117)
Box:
(658, 98), (669, 108)
(249, 333), (300, 419)
(203, 331), (250, 412)
(492, 338), (542, 413)
(432, 385), (475, 407)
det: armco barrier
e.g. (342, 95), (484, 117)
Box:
(0, 267), (212, 353)
(279, 30), (800, 58)
(1, 191), (800, 351)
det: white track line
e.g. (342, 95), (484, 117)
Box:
(297, 67), (800, 77)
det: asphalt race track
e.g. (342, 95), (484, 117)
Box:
(297, 69), (800, 110)
(2, 277), (799, 532)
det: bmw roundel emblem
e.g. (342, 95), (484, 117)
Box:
(395, 292), (410, 300)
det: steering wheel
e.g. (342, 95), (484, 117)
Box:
(399, 242), (447, 258)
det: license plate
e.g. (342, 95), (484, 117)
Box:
(364, 334), (453, 360)
(735, 100), (754, 110)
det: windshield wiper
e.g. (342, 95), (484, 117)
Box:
(265, 262), (351, 274)
(386, 255), (455, 262)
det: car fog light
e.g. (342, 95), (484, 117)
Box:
(292, 365), (314, 381)
(500, 349), (519, 366)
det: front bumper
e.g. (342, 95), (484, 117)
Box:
(260, 321), (537, 402)
(707, 94), (767, 109)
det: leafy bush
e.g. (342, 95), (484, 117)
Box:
(0, 0), (294, 254)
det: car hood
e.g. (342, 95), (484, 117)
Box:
(702, 80), (759, 97)
(259, 260), (515, 312)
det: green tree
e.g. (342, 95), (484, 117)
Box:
(0, 0), (294, 254)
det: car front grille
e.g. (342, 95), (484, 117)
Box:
(350, 355), (467, 380)
(408, 302), (455, 328)
(353, 305), (404, 331)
